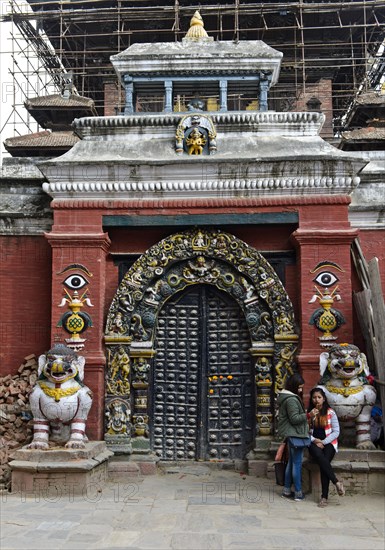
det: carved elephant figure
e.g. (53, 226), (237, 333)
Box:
(318, 343), (376, 449)
(27, 344), (93, 450)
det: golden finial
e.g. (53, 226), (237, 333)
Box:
(185, 11), (209, 40)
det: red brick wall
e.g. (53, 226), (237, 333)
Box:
(104, 80), (124, 116)
(296, 79), (334, 139)
(355, 230), (385, 291)
(0, 236), (52, 377)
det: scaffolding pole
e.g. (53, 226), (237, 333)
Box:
(0, 0), (384, 142)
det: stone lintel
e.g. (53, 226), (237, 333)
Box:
(45, 232), (111, 247)
(291, 228), (359, 246)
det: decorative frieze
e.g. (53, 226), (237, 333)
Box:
(73, 111), (324, 132)
(43, 175), (360, 199)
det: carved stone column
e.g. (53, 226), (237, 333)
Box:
(130, 344), (156, 454)
(124, 77), (134, 114)
(259, 74), (271, 111)
(104, 338), (132, 453)
(250, 343), (274, 436)
(164, 80), (173, 113)
(219, 80), (228, 112)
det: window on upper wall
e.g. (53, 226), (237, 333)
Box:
(135, 95), (165, 112)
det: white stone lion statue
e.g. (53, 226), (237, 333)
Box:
(319, 343), (376, 449)
(27, 344), (93, 450)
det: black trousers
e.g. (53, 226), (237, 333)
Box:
(308, 442), (337, 499)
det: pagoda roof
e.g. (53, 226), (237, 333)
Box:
(354, 91), (385, 106)
(343, 91), (385, 130)
(342, 126), (385, 141)
(25, 94), (96, 110)
(4, 130), (79, 157)
(24, 94), (98, 130)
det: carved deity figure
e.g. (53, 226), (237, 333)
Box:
(255, 357), (272, 386)
(193, 230), (207, 248)
(109, 311), (129, 334)
(111, 347), (130, 382)
(107, 347), (130, 395)
(133, 357), (151, 386)
(183, 256), (219, 283)
(27, 344), (93, 449)
(276, 311), (294, 334)
(318, 343), (376, 449)
(240, 277), (257, 302)
(214, 233), (228, 255)
(186, 127), (206, 155)
(106, 400), (130, 434)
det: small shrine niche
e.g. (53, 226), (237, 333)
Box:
(175, 113), (217, 155)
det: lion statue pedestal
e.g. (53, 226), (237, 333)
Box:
(9, 441), (113, 495)
(318, 343), (377, 450)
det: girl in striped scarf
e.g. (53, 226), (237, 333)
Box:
(307, 387), (345, 507)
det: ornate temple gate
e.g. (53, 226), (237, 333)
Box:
(104, 229), (299, 459)
(152, 285), (254, 460)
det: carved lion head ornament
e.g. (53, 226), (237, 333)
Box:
(320, 343), (369, 383)
(38, 343), (86, 384)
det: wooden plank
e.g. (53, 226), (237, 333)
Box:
(368, 257), (385, 420)
(353, 290), (376, 372)
(351, 238), (370, 289)
(368, 258), (385, 367)
(352, 243), (385, 418)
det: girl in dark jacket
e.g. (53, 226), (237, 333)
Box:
(277, 373), (309, 501)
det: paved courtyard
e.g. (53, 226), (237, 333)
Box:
(1, 466), (384, 549)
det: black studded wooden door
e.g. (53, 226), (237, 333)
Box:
(151, 285), (254, 461)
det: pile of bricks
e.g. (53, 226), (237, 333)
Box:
(0, 355), (38, 491)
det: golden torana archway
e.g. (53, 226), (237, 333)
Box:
(104, 228), (298, 456)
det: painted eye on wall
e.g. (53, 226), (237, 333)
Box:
(313, 272), (339, 287)
(63, 274), (89, 289)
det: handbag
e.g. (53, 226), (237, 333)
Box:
(288, 436), (311, 448)
(274, 461), (287, 486)
(274, 442), (288, 486)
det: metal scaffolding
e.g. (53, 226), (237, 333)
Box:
(1, 0), (385, 140)
(0, 0), (70, 150)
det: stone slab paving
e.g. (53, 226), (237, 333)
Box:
(1, 469), (384, 549)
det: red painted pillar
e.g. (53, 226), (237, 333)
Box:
(46, 230), (111, 440)
(291, 224), (358, 394)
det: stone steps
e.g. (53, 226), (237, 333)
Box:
(108, 457), (248, 480)
(249, 439), (385, 495)
(106, 443), (385, 495)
